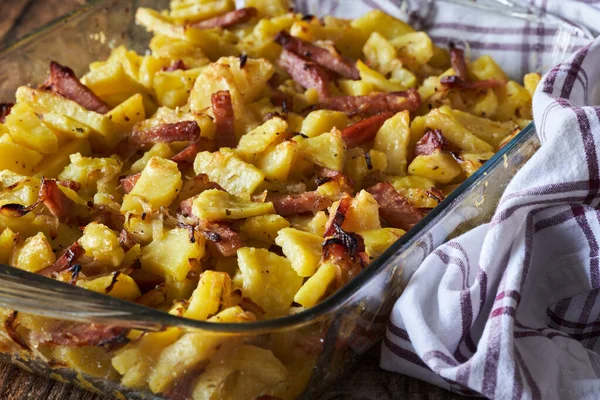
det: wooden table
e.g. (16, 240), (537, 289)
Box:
(0, 1), (464, 399)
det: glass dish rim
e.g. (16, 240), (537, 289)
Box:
(0, 0), (537, 333)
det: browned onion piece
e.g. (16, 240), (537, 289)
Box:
(37, 242), (84, 277)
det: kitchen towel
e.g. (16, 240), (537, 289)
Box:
(381, 14), (600, 400)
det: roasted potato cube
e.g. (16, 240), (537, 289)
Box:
(338, 79), (374, 96)
(363, 32), (398, 75)
(234, 247), (303, 316)
(343, 190), (381, 232)
(236, 117), (287, 160)
(106, 94), (146, 133)
(148, 35), (209, 68)
(295, 129), (346, 171)
(192, 189), (274, 220)
(122, 156), (182, 213)
(185, 271), (231, 321)
(246, 0), (291, 17)
(78, 272), (141, 301)
(294, 262), (337, 308)
(112, 327), (181, 388)
(240, 214), (290, 244)
(168, 0), (235, 23)
(447, 107), (516, 148)
(194, 149), (265, 196)
(78, 222), (125, 267)
(0, 228), (18, 265)
(343, 148), (387, 186)
(390, 32), (434, 66)
(361, 228), (405, 259)
(275, 228), (323, 277)
(424, 107), (494, 153)
(53, 347), (115, 378)
(408, 152), (463, 184)
(469, 55), (508, 82)
(10, 232), (55, 273)
(129, 143), (175, 174)
(141, 227), (205, 282)
(350, 10), (414, 39)
(301, 110), (349, 138)
(82, 62), (156, 113)
(33, 140), (92, 178)
(4, 102), (58, 154)
(153, 68), (203, 108)
(136, 8), (188, 41)
(524, 72), (541, 96)
(373, 110), (410, 175)
(227, 345), (288, 385)
(256, 140), (297, 182)
(356, 60), (406, 92)
(15, 86), (117, 151)
(307, 211), (328, 237)
(59, 153), (122, 198)
(148, 306), (255, 393)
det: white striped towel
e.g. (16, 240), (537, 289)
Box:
(381, 16), (600, 400)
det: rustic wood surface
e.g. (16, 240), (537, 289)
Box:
(0, 1), (465, 399)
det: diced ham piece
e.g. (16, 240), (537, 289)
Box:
(58, 180), (81, 192)
(414, 129), (450, 156)
(42, 61), (110, 114)
(278, 50), (331, 101)
(212, 90), (237, 149)
(163, 59), (188, 72)
(36, 321), (128, 348)
(120, 173), (141, 194)
(0, 103), (13, 123)
(269, 191), (332, 217)
(130, 121), (200, 147)
(314, 167), (354, 189)
(196, 219), (243, 257)
(39, 178), (78, 222)
(340, 112), (393, 148)
(440, 75), (505, 90)
(441, 43), (505, 90)
(187, 7), (257, 29)
(128, 269), (165, 293)
(323, 194), (352, 237)
(118, 229), (137, 250)
(312, 89), (421, 116)
(37, 242), (84, 277)
(449, 43), (469, 81)
(366, 182), (425, 231)
(171, 137), (214, 164)
(274, 31), (360, 80)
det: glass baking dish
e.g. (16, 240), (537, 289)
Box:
(0, 0), (588, 398)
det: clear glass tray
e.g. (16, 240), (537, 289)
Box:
(0, 0), (584, 398)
